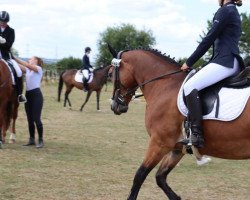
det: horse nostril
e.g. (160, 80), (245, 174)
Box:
(118, 105), (128, 113)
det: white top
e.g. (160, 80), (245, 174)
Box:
(25, 66), (43, 91)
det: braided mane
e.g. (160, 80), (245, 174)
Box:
(128, 48), (181, 67)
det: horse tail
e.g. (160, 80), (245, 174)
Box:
(58, 71), (65, 102)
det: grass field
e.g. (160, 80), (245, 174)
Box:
(0, 83), (249, 200)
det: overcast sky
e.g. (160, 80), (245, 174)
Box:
(2, 0), (250, 63)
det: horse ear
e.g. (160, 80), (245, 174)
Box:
(107, 43), (117, 58)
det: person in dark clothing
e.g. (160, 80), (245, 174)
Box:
(81, 47), (93, 91)
(15, 56), (44, 148)
(0, 11), (26, 103)
(180, 0), (244, 148)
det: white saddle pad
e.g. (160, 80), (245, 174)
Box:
(74, 70), (93, 83)
(1, 59), (15, 85)
(177, 71), (250, 121)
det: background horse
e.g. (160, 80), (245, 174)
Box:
(0, 60), (17, 148)
(108, 46), (250, 200)
(58, 65), (112, 111)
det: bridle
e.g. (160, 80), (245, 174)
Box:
(111, 56), (183, 110)
(111, 58), (128, 107)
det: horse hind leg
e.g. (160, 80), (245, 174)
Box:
(64, 86), (73, 108)
(96, 90), (101, 111)
(155, 150), (184, 200)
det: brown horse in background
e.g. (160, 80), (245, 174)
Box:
(58, 65), (112, 111)
(108, 46), (250, 200)
(0, 60), (17, 148)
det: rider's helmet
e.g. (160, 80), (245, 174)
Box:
(220, 0), (242, 7)
(234, 0), (242, 6)
(85, 47), (91, 53)
(0, 11), (10, 23)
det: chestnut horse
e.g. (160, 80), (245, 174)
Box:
(0, 60), (17, 148)
(58, 65), (112, 111)
(108, 46), (250, 200)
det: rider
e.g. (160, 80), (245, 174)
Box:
(0, 11), (26, 103)
(180, 0), (244, 148)
(81, 47), (93, 92)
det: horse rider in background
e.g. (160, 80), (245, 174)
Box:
(81, 47), (93, 92)
(0, 11), (26, 103)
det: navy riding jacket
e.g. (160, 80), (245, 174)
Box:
(82, 54), (93, 70)
(0, 25), (15, 60)
(186, 2), (243, 69)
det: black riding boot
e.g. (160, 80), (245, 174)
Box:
(15, 77), (27, 103)
(36, 124), (44, 148)
(181, 89), (204, 148)
(83, 78), (89, 92)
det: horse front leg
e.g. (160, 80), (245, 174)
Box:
(127, 138), (170, 200)
(80, 91), (92, 111)
(9, 118), (16, 144)
(1, 123), (7, 144)
(156, 150), (184, 200)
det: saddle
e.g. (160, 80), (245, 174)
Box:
(184, 67), (250, 118)
(74, 70), (93, 83)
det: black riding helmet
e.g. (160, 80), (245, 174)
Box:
(0, 11), (10, 23)
(85, 47), (91, 53)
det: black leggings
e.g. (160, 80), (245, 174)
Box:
(25, 88), (43, 140)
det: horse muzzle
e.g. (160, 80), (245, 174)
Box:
(111, 99), (128, 115)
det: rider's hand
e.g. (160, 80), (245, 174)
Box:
(0, 36), (6, 44)
(181, 63), (190, 71)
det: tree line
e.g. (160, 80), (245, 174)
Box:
(33, 12), (250, 70)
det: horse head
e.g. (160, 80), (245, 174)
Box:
(108, 44), (137, 115)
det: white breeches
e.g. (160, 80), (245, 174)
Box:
(184, 58), (240, 96)
(10, 59), (22, 77)
(83, 69), (89, 79)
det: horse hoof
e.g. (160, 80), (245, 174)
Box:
(9, 139), (16, 144)
(97, 109), (101, 112)
(0, 142), (3, 149)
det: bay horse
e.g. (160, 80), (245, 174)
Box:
(58, 65), (112, 111)
(108, 46), (250, 200)
(0, 60), (17, 148)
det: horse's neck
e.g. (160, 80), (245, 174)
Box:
(95, 66), (110, 83)
(134, 63), (185, 102)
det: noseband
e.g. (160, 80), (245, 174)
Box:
(111, 58), (129, 107)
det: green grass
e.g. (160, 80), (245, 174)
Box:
(0, 83), (249, 200)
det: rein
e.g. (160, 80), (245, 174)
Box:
(127, 69), (183, 98)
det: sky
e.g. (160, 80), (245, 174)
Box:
(2, 0), (250, 63)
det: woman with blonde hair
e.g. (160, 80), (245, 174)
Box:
(15, 56), (44, 148)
